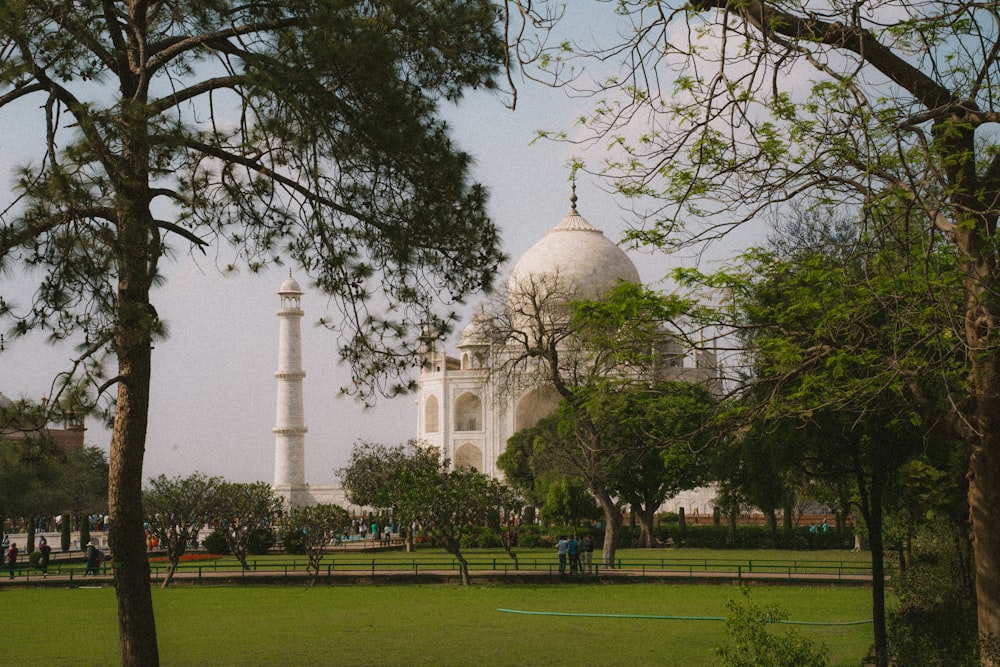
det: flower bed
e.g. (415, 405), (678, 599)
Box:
(149, 553), (223, 563)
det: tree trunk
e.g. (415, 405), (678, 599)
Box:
(636, 504), (656, 548)
(969, 370), (1000, 656)
(445, 541), (471, 586)
(765, 509), (778, 549)
(960, 239), (1000, 657)
(863, 495), (888, 667)
(593, 488), (622, 567)
(109, 328), (159, 666)
(162, 560), (177, 589)
(855, 452), (888, 667)
(109, 200), (160, 665)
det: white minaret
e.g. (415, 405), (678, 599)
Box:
(273, 274), (307, 504)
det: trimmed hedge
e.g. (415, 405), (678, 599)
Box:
(371, 523), (852, 552)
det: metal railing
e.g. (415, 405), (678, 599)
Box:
(3, 555), (884, 584)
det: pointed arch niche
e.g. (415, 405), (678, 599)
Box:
(514, 385), (561, 432)
(454, 442), (483, 471)
(424, 395), (439, 433)
(453, 392), (482, 431)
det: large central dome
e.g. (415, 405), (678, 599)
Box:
(507, 194), (640, 300)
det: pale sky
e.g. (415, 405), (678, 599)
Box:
(1, 7), (763, 486)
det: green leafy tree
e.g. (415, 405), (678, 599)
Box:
(484, 477), (524, 569)
(142, 472), (222, 587)
(340, 440), (520, 584)
(0, 1), (508, 661)
(490, 278), (709, 566)
(714, 422), (802, 543)
(520, 0), (1000, 651)
(285, 503), (350, 583)
(0, 434), (61, 522)
(0, 398), (107, 530)
(337, 440), (440, 552)
(211, 482), (283, 571)
(539, 475), (596, 526)
(497, 425), (549, 509)
(690, 212), (966, 663)
(590, 381), (716, 548)
(393, 464), (515, 585)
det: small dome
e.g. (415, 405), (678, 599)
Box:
(279, 275), (303, 295)
(458, 312), (491, 348)
(507, 198), (639, 301)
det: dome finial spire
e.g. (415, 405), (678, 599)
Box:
(569, 180), (578, 214)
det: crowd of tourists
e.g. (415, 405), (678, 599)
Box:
(554, 535), (594, 575)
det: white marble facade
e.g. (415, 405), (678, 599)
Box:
(415, 193), (720, 521)
(273, 193), (719, 516)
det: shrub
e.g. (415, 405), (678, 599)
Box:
(887, 528), (979, 666)
(246, 527), (276, 555)
(79, 516), (90, 551)
(518, 529), (545, 548)
(60, 520), (71, 553)
(200, 530), (229, 555)
(476, 527), (500, 549)
(280, 527), (306, 555)
(715, 587), (828, 667)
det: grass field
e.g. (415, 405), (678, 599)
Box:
(5, 549), (878, 667)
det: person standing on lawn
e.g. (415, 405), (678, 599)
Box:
(581, 536), (594, 573)
(556, 536), (569, 575)
(568, 536), (580, 574)
(6, 541), (18, 579)
(38, 536), (52, 577)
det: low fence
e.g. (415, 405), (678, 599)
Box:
(23, 556), (883, 584)
(2, 553), (885, 586)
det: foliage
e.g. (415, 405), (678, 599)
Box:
(584, 380), (716, 547)
(715, 588), (828, 667)
(886, 525), (979, 666)
(338, 440), (441, 552)
(279, 527), (306, 556)
(521, 0), (1000, 652)
(79, 517), (90, 553)
(394, 464), (521, 585)
(492, 279), (717, 566)
(245, 528), (276, 556)
(681, 209), (968, 664)
(0, 0), (509, 662)
(338, 440), (440, 509)
(211, 482), (283, 570)
(341, 440), (523, 584)
(200, 530), (230, 556)
(285, 503), (350, 579)
(538, 476), (598, 525)
(0, 399), (108, 521)
(60, 518), (70, 553)
(142, 472), (222, 587)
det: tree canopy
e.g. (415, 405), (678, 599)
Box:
(285, 503), (350, 581)
(211, 481), (284, 571)
(142, 472), (222, 588)
(339, 440), (521, 584)
(515, 0), (1000, 654)
(1, 2), (509, 662)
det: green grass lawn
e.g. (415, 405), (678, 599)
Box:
(6, 579), (874, 666)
